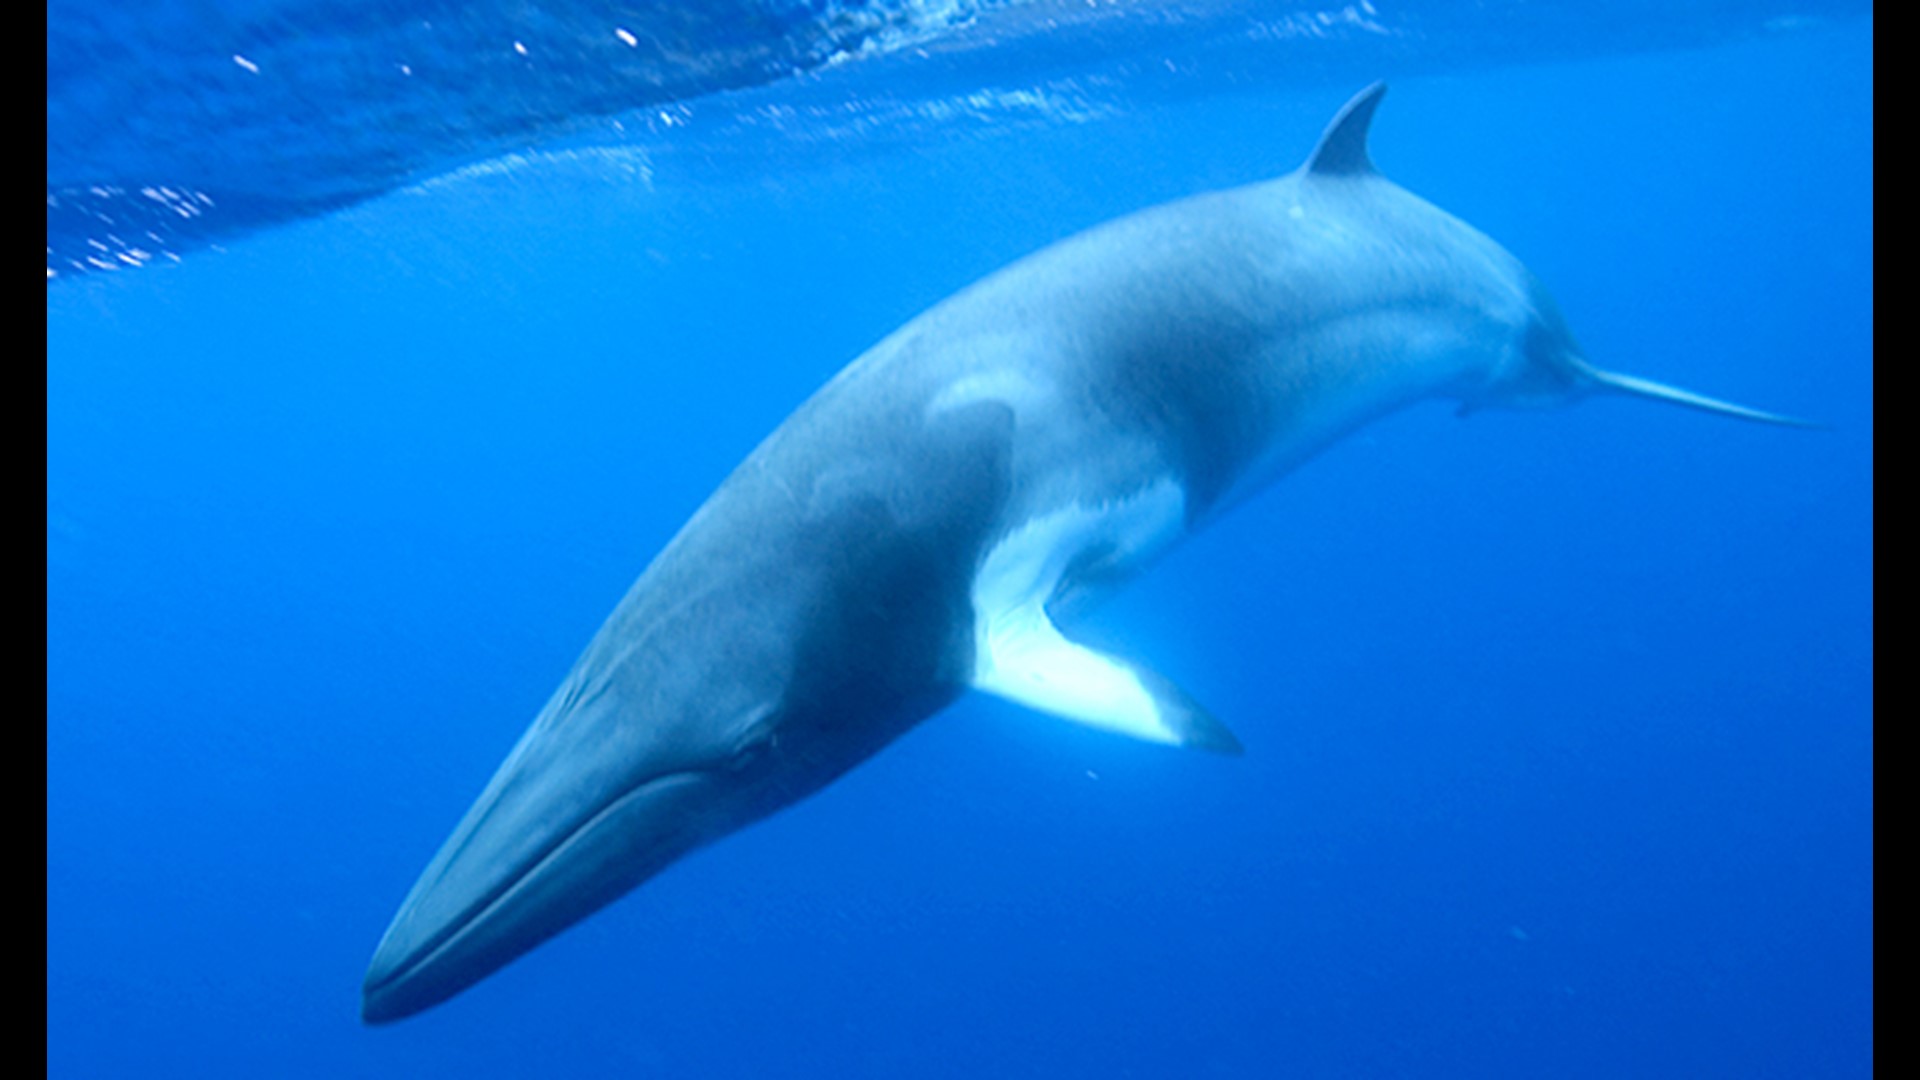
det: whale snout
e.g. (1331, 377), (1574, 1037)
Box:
(361, 764), (730, 1023)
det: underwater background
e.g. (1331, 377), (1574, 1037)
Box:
(48, 2), (1871, 1076)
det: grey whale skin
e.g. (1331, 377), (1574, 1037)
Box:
(362, 84), (1800, 1023)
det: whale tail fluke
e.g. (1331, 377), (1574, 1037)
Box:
(1577, 360), (1822, 428)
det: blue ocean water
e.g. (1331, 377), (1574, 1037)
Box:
(47, 3), (1871, 1077)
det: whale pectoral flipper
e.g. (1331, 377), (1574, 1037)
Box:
(973, 602), (1243, 755)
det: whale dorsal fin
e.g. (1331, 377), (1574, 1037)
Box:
(1305, 82), (1388, 177)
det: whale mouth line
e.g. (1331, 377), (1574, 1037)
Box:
(363, 768), (713, 1011)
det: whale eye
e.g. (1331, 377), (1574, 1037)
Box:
(722, 702), (781, 771)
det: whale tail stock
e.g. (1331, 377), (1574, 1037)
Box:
(1308, 82), (1815, 431)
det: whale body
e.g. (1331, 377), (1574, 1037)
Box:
(361, 83), (1800, 1023)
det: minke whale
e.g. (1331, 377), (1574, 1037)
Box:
(362, 83), (1804, 1023)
